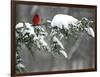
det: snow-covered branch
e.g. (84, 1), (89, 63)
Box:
(15, 14), (95, 72)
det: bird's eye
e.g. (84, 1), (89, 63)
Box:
(35, 15), (38, 17)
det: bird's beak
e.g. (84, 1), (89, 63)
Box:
(85, 27), (95, 38)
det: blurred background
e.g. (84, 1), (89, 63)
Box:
(16, 4), (96, 73)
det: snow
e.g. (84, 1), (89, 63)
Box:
(16, 22), (48, 48)
(24, 23), (35, 35)
(53, 36), (64, 49)
(50, 29), (58, 36)
(17, 63), (25, 68)
(34, 36), (49, 50)
(60, 50), (68, 58)
(38, 34), (50, 50)
(16, 22), (35, 35)
(25, 22), (32, 27)
(16, 22), (25, 32)
(59, 33), (64, 40)
(35, 40), (41, 48)
(39, 38), (48, 47)
(16, 22), (39, 43)
(47, 20), (52, 23)
(17, 58), (22, 63)
(33, 36), (38, 40)
(85, 27), (95, 37)
(39, 26), (44, 30)
(16, 22), (24, 28)
(39, 27), (48, 36)
(51, 14), (78, 29)
(16, 53), (18, 57)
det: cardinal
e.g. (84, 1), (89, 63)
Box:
(32, 14), (40, 26)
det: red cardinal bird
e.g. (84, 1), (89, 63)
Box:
(32, 14), (40, 26)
